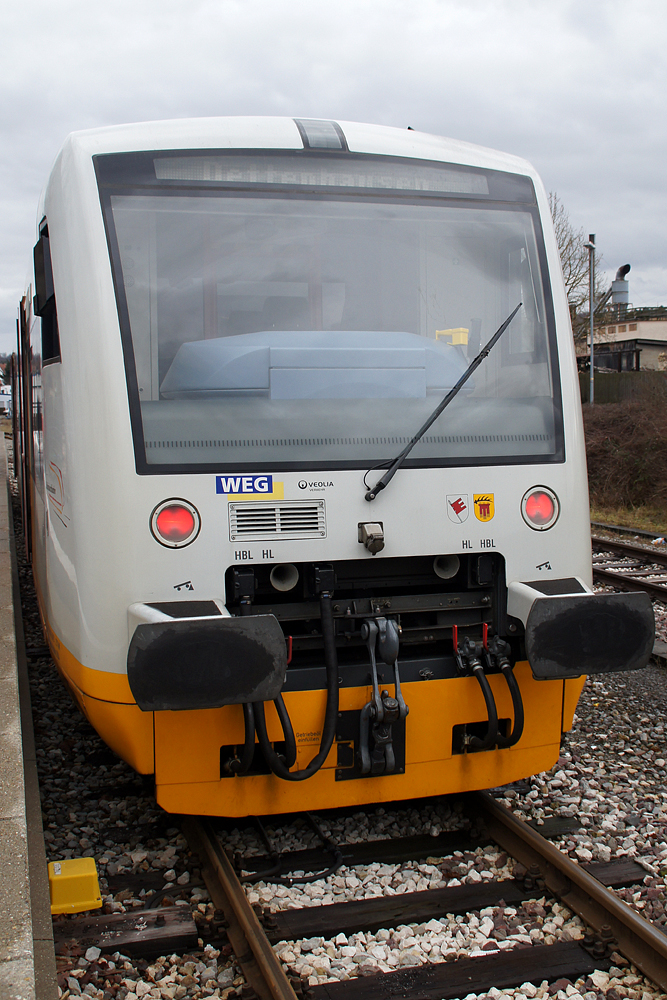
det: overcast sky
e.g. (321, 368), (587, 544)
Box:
(1, 0), (666, 353)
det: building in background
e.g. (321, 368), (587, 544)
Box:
(591, 307), (667, 371)
(0, 385), (11, 416)
(577, 302), (667, 373)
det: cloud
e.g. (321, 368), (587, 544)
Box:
(2, 0), (667, 350)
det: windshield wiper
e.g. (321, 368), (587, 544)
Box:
(364, 302), (523, 501)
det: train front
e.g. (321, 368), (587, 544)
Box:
(91, 119), (653, 815)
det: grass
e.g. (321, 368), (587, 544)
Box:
(590, 504), (667, 535)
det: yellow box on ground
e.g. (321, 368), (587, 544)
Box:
(48, 857), (103, 914)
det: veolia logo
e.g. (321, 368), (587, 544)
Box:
(298, 480), (308, 489)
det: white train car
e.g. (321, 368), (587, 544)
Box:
(16, 117), (653, 817)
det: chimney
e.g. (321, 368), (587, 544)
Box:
(612, 264), (631, 315)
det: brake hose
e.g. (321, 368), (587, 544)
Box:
(253, 592), (339, 781)
(273, 693), (297, 767)
(496, 662), (524, 748)
(468, 664), (499, 750)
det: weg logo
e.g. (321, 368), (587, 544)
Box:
(216, 475), (284, 500)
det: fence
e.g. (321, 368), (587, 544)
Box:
(578, 371), (667, 404)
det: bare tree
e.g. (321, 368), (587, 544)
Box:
(549, 192), (605, 352)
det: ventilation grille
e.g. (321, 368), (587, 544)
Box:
(146, 433), (552, 450)
(229, 501), (326, 541)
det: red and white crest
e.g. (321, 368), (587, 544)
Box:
(446, 494), (469, 523)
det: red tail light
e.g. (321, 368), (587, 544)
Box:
(150, 499), (201, 548)
(521, 487), (559, 530)
(157, 506), (194, 540)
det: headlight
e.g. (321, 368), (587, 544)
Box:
(521, 487), (559, 530)
(150, 499), (201, 548)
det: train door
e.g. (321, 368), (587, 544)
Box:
(17, 295), (33, 563)
(11, 348), (22, 515)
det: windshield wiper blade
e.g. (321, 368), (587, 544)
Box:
(364, 302), (523, 502)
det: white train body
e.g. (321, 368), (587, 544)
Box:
(17, 118), (652, 816)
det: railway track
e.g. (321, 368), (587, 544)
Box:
(591, 520), (664, 543)
(179, 794), (667, 1000)
(592, 534), (667, 600)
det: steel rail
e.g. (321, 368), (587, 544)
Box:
(592, 534), (667, 568)
(591, 520), (663, 542)
(182, 818), (297, 1000)
(473, 791), (667, 991)
(592, 565), (667, 600)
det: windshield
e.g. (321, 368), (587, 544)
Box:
(99, 152), (562, 472)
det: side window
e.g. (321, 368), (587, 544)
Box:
(33, 222), (61, 364)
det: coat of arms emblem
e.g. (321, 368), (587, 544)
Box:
(473, 494), (495, 522)
(446, 494), (469, 523)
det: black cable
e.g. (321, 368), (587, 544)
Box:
(274, 694), (297, 767)
(224, 702), (256, 775)
(240, 811), (344, 885)
(468, 665), (499, 750)
(496, 664), (525, 748)
(241, 849), (343, 885)
(253, 593), (339, 781)
(239, 816), (283, 883)
(144, 879), (205, 908)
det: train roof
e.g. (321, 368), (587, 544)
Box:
(54, 116), (537, 179)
